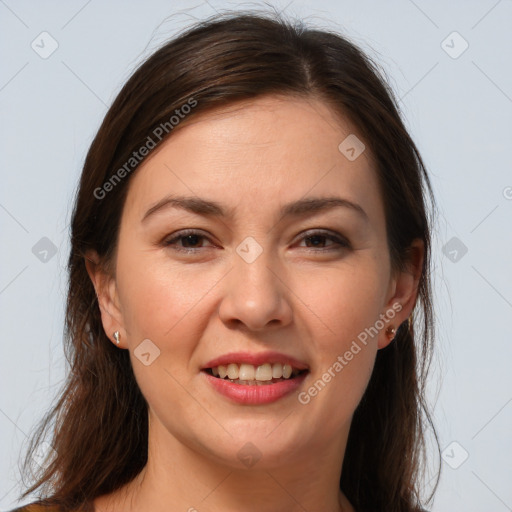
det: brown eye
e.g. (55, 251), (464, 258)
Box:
(163, 230), (214, 253)
(297, 230), (350, 251)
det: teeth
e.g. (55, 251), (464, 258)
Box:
(239, 363), (255, 380)
(272, 363), (283, 378)
(227, 363), (238, 380)
(209, 362), (302, 381)
(255, 363), (272, 381)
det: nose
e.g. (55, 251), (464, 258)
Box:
(218, 248), (293, 332)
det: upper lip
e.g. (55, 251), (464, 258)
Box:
(202, 351), (309, 371)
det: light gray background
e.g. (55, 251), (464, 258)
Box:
(1, 1), (511, 511)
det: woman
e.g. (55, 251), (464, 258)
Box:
(12, 10), (440, 512)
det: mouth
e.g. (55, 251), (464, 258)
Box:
(201, 351), (310, 404)
(202, 363), (309, 385)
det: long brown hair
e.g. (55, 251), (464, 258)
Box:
(19, 10), (440, 511)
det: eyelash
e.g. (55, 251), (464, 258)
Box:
(162, 229), (350, 254)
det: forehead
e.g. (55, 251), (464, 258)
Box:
(123, 95), (384, 225)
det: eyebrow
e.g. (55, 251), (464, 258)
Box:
(141, 194), (368, 223)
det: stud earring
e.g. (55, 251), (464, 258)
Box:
(113, 331), (120, 345)
(385, 326), (396, 341)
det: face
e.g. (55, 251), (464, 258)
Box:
(90, 95), (418, 470)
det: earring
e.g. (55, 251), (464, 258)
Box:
(385, 326), (396, 341)
(113, 331), (120, 345)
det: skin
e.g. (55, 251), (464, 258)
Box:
(86, 95), (423, 512)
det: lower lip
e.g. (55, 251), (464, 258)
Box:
(202, 371), (308, 405)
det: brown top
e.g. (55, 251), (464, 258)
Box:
(8, 502), (94, 512)
(9, 506), (61, 512)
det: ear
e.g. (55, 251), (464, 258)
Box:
(378, 238), (424, 349)
(85, 250), (124, 348)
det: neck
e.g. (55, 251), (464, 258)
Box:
(93, 412), (354, 512)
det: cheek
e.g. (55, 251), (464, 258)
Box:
(115, 251), (223, 421)
(297, 258), (387, 353)
(116, 244), (220, 342)
(293, 259), (386, 426)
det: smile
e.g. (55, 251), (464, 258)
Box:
(201, 361), (309, 404)
(201, 351), (309, 404)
